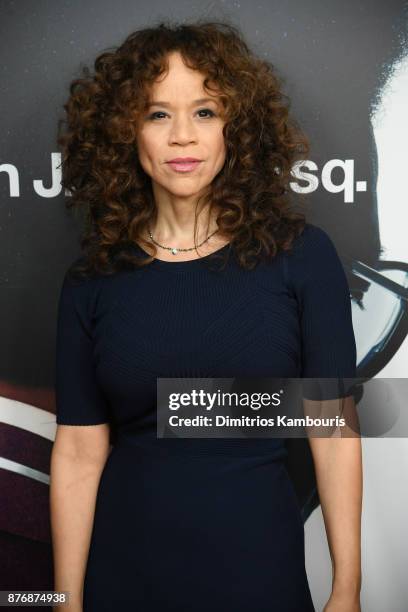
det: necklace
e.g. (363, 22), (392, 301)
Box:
(147, 226), (220, 255)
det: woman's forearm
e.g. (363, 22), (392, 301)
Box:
(308, 425), (363, 595)
(49, 446), (107, 610)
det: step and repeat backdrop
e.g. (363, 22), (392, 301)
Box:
(1, 1), (407, 610)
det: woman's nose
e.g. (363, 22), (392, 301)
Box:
(168, 116), (198, 145)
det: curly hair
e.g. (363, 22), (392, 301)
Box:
(57, 19), (310, 279)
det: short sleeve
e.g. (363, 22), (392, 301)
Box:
(55, 270), (110, 425)
(285, 224), (357, 400)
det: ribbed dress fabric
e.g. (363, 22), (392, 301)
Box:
(55, 222), (357, 611)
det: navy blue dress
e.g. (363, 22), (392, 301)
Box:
(54, 223), (356, 611)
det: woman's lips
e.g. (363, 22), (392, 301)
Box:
(166, 160), (202, 173)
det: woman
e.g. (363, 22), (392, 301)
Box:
(50, 20), (362, 612)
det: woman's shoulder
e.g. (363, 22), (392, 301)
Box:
(290, 222), (337, 254)
(58, 255), (106, 310)
(283, 222), (347, 289)
(62, 255), (109, 285)
(285, 222), (342, 266)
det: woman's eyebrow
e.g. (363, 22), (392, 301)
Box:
(147, 97), (218, 108)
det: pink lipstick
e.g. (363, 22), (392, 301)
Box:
(166, 157), (202, 173)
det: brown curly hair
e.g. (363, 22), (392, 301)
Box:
(57, 19), (310, 279)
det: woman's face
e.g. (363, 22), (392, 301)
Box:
(135, 51), (227, 199)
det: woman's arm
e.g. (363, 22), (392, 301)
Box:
(307, 395), (362, 606)
(50, 423), (111, 611)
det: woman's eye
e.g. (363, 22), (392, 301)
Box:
(197, 108), (216, 118)
(148, 111), (167, 120)
(147, 108), (216, 121)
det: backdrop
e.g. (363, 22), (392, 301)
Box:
(1, 1), (407, 610)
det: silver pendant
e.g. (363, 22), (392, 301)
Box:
(171, 248), (178, 255)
